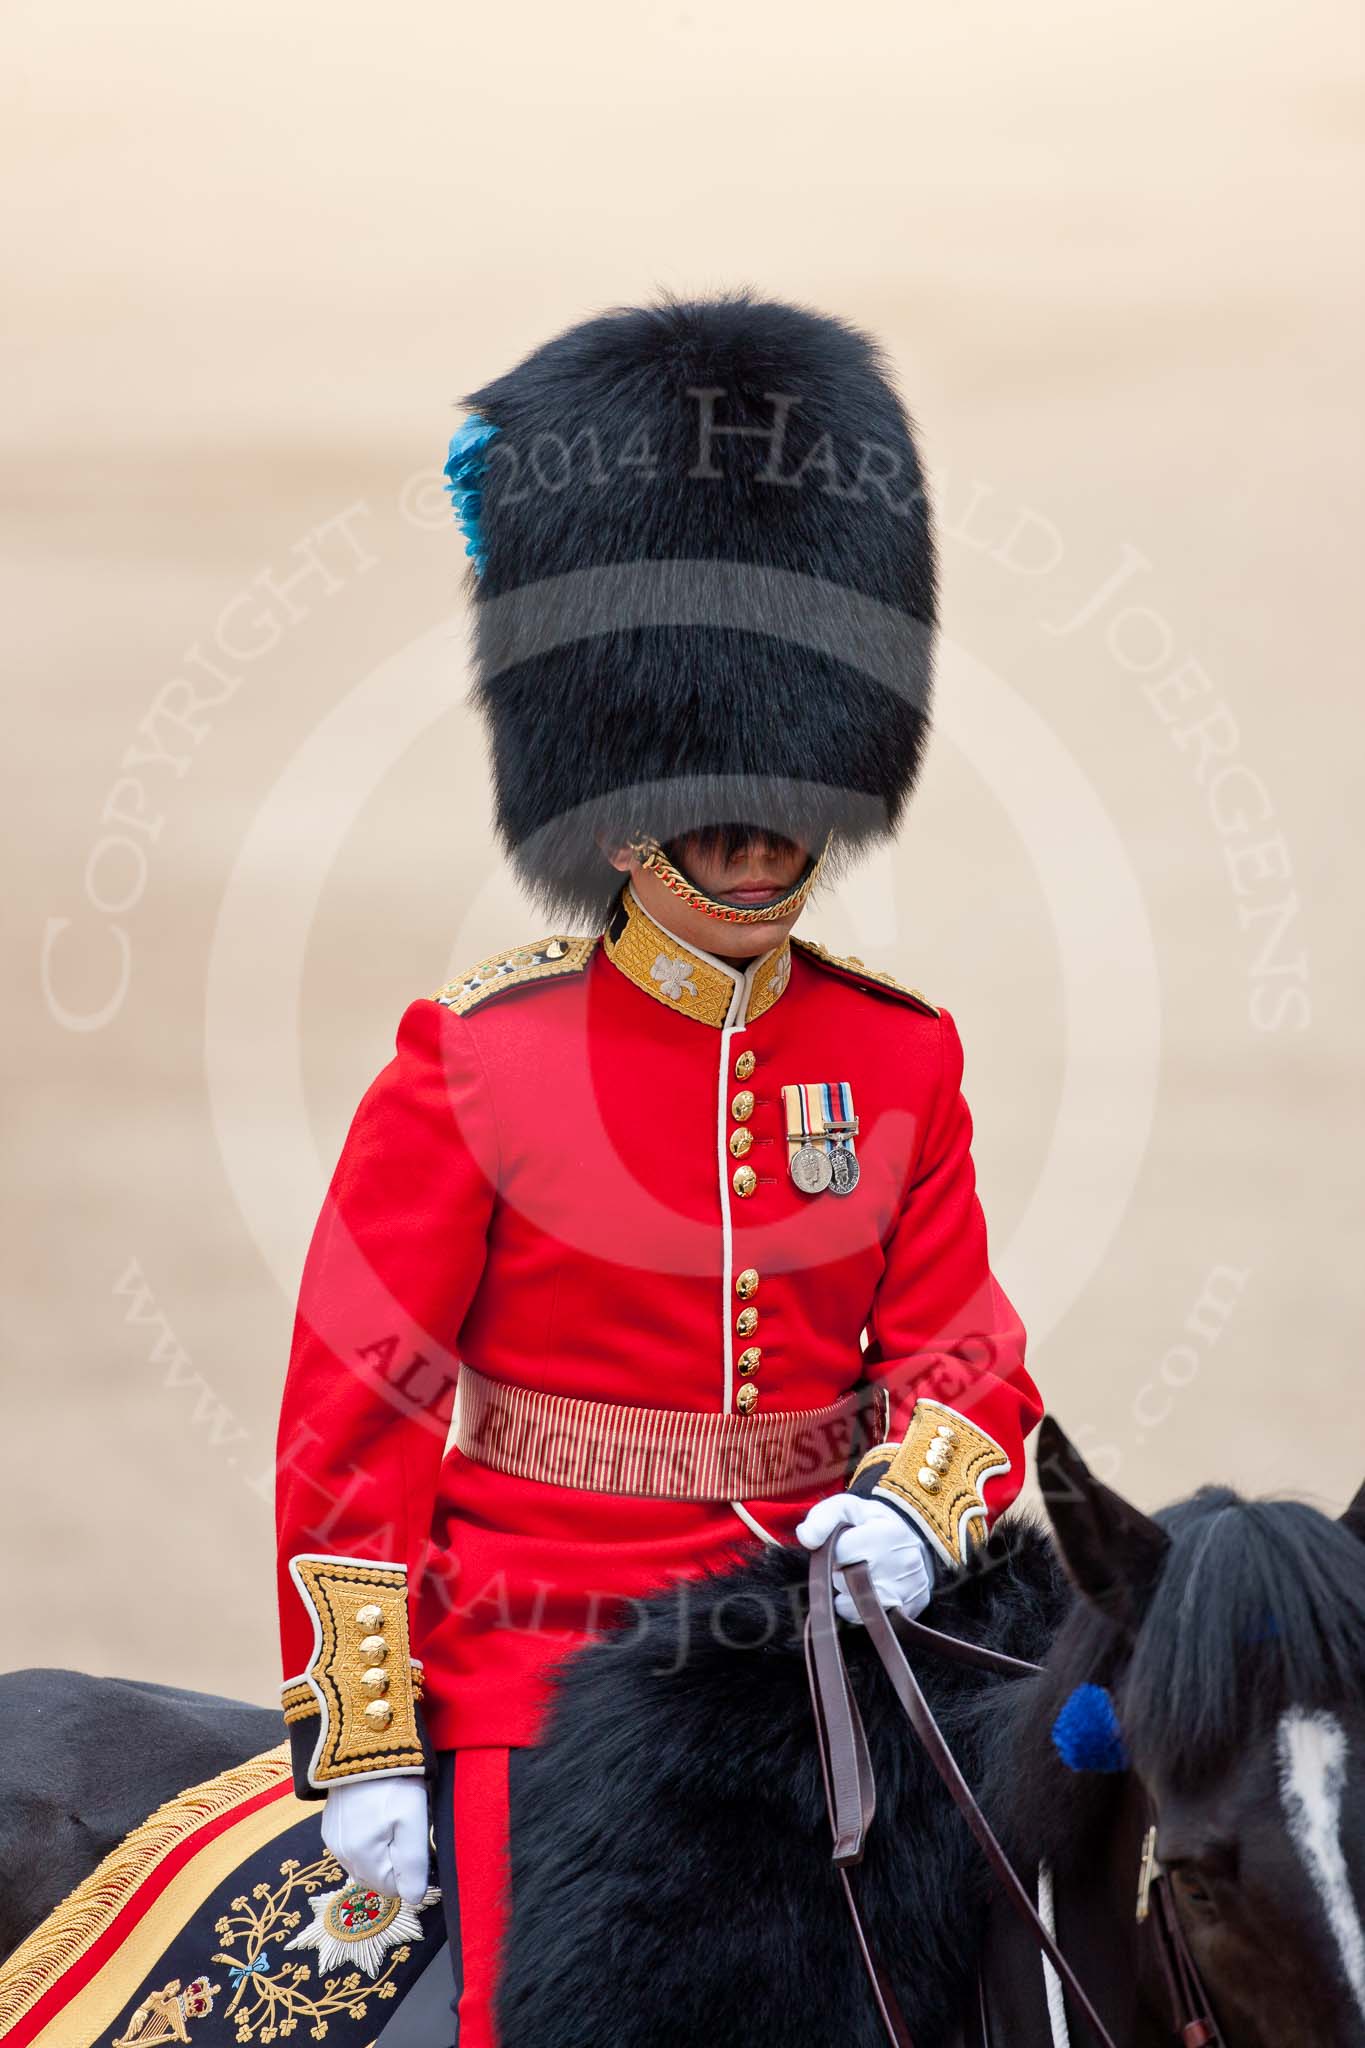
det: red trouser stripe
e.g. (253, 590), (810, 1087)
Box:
(453, 1746), (512, 2048)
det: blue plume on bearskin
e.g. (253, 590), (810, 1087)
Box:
(443, 413), (500, 573)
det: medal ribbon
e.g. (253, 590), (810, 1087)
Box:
(820, 1081), (855, 1136)
(783, 1082), (836, 1172)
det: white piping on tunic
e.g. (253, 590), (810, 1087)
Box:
(715, 1009), (742, 1413)
(641, 899), (785, 1548)
(720, 994), (782, 1548)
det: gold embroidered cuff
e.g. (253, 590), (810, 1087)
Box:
(285, 1555), (427, 1788)
(848, 1398), (1010, 1568)
(280, 1666), (426, 1728)
(281, 1678), (317, 1726)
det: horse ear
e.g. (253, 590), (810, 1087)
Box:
(1035, 1415), (1171, 1637)
(1340, 1478), (1365, 1546)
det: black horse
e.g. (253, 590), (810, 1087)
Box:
(496, 1420), (1365, 2047)
(6, 1424), (1363, 2046)
(0, 1672), (278, 1966)
(984, 1421), (1365, 2048)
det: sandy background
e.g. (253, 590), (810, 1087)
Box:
(4, 1), (1361, 1706)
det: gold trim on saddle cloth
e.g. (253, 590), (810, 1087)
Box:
(451, 1362), (867, 1500)
(0, 1747), (296, 2042)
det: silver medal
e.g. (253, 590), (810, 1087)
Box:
(790, 1141), (833, 1195)
(830, 1144), (860, 1196)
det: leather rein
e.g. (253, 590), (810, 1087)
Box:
(803, 1539), (1222, 2048)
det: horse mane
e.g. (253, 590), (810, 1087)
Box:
(1122, 1485), (1365, 1784)
(982, 1484), (1365, 1873)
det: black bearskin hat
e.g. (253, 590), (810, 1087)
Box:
(460, 291), (937, 924)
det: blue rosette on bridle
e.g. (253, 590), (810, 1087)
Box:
(1051, 1683), (1131, 1773)
(443, 413), (500, 574)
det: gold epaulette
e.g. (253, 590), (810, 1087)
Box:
(432, 934), (597, 1016)
(792, 937), (939, 1016)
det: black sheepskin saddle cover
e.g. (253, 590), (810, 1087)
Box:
(498, 1518), (1067, 2048)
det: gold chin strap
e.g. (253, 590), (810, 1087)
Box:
(626, 828), (833, 925)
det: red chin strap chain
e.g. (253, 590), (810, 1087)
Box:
(626, 828), (833, 925)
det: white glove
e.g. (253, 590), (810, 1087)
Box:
(795, 1493), (934, 1626)
(320, 1776), (431, 1907)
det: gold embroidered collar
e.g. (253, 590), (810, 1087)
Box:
(601, 882), (793, 1028)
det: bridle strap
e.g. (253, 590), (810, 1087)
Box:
(1148, 1862), (1221, 2046)
(803, 1545), (914, 2045)
(845, 1562), (1124, 2048)
(803, 1541), (1225, 2048)
(802, 1540), (1054, 2048)
(804, 1521), (878, 1863)
(891, 1609), (1047, 1681)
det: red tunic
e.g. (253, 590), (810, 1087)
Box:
(274, 889), (1042, 1752)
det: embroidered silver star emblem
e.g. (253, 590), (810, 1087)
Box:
(770, 950), (790, 996)
(651, 952), (698, 1001)
(286, 1881), (441, 1979)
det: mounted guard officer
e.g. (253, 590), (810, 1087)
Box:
(273, 292), (1043, 2046)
